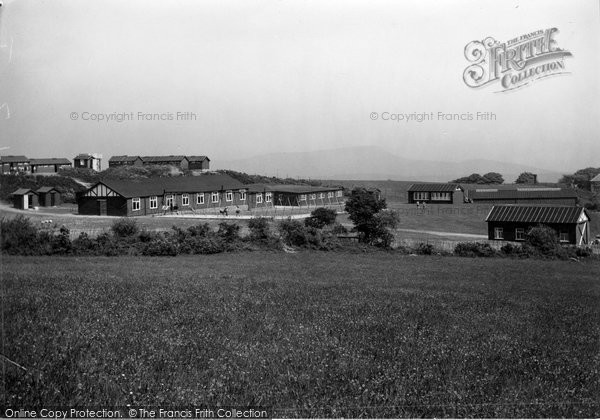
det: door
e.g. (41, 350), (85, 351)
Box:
(50, 193), (56, 206)
(23, 194), (29, 209)
(98, 199), (107, 216)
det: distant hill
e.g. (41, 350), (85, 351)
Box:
(214, 146), (564, 183)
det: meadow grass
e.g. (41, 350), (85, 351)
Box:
(3, 253), (599, 417)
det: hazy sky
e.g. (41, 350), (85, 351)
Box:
(0, 0), (598, 172)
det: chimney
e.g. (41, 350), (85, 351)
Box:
(533, 174), (538, 184)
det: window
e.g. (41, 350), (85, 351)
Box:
(211, 192), (219, 203)
(559, 231), (569, 242)
(431, 192), (451, 201)
(310, 194), (316, 200)
(149, 196), (158, 209)
(265, 192), (272, 203)
(197, 193), (204, 205)
(319, 193), (325, 199)
(240, 190), (246, 201)
(165, 195), (174, 207)
(256, 193), (263, 204)
(414, 192), (429, 201)
(336, 190), (343, 197)
(182, 194), (189, 206)
(494, 227), (504, 240)
(132, 198), (141, 211)
(299, 194), (307, 201)
(328, 192), (334, 198)
(515, 228), (525, 241)
(226, 191), (233, 202)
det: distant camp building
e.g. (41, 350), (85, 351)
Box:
(245, 184), (345, 209)
(141, 155), (190, 169)
(407, 183), (465, 205)
(591, 174), (600, 193)
(74, 153), (103, 171)
(469, 187), (578, 205)
(1, 155), (31, 174)
(485, 205), (591, 246)
(36, 187), (62, 207)
(30, 158), (72, 174)
(108, 155), (144, 167)
(187, 156), (210, 171)
(11, 188), (38, 209)
(77, 174), (245, 216)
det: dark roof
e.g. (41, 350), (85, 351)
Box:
(36, 186), (60, 193)
(109, 155), (142, 163)
(91, 174), (245, 198)
(30, 158), (71, 165)
(245, 184), (343, 194)
(11, 188), (36, 195)
(485, 205), (589, 224)
(74, 153), (99, 160)
(408, 183), (462, 192)
(187, 155), (210, 162)
(470, 188), (577, 200)
(591, 174), (600, 182)
(142, 155), (187, 163)
(1, 155), (29, 163)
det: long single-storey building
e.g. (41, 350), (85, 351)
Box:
(36, 187), (62, 207)
(245, 184), (344, 209)
(107, 155), (211, 170)
(11, 188), (38, 209)
(469, 187), (578, 205)
(108, 155), (144, 167)
(1, 155), (31, 174)
(485, 205), (591, 246)
(30, 158), (72, 174)
(407, 183), (465, 205)
(77, 174), (245, 216)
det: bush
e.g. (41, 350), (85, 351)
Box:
(248, 218), (272, 243)
(217, 222), (241, 242)
(454, 242), (497, 258)
(279, 219), (310, 247)
(416, 243), (434, 255)
(305, 207), (337, 229)
(111, 218), (139, 238)
(0, 216), (40, 255)
(140, 238), (179, 256)
(525, 225), (565, 258)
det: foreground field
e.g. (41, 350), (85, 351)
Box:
(3, 254), (599, 417)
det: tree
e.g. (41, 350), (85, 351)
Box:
(559, 167), (600, 190)
(452, 172), (504, 184)
(482, 172), (504, 184)
(515, 172), (537, 184)
(344, 188), (398, 248)
(304, 207), (337, 229)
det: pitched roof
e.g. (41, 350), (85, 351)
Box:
(245, 184), (343, 194)
(36, 186), (60, 193)
(591, 174), (600, 182)
(11, 188), (36, 195)
(91, 174), (245, 198)
(30, 158), (72, 165)
(142, 155), (187, 163)
(187, 155), (210, 162)
(408, 183), (462, 192)
(109, 155), (142, 163)
(74, 153), (99, 160)
(470, 188), (577, 200)
(1, 155), (29, 163)
(485, 205), (588, 224)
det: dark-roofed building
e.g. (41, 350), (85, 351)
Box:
(77, 174), (245, 216)
(407, 183), (465, 205)
(1, 155), (30, 174)
(485, 205), (591, 246)
(11, 188), (38, 209)
(108, 155), (144, 168)
(74, 153), (102, 171)
(141, 155), (189, 169)
(245, 184), (344, 209)
(36, 187), (62, 206)
(30, 158), (72, 174)
(469, 187), (578, 205)
(592, 174), (600, 193)
(187, 156), (210, 171)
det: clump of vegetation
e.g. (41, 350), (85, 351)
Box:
(304, 207), (337, 229)
(454, 242), (498, 257)
(111, 218), (140, 238)
(345, 188), (399, 248)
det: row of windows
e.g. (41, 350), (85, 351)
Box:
(413, 192), (452, 201)
(494, 227), (569, 242)
(299, 191), (343, 201)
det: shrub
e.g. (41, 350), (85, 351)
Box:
(140, 238), (179, 256)
(454, 242), (497, 258)
(500, 242), (518, 255)
(187, 223), (211, 237)
(217, 222), (241, 242)
(305, 207), (337, 229)
(330, 223), (348, 235)
(525, 225), (565, 258)
(72, 232), (99, 255)
(51, 226), (73, 255)
(416, 243), (434, 255)
(0, 216), (40, 255)
(279, 219), (310, 247)
(248, 218), (272, 243)
(111, 218), (139, 238)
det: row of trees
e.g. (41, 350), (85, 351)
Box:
(559, 167), (600, 190)
(451, 171), (542, 185)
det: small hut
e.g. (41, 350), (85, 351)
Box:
(36, 187), (62, 207)
(11, 188), (38, 209)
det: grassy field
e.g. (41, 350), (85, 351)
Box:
(3, 254), (599, 417)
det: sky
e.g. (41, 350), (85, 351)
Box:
(0, 0), (598, 173)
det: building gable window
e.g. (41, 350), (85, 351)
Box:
(132, 198), (141, 211)
(165, 195), (174, 207)
(494, 227), (504, 240)
(559, 231), (569, 242)
(182, 194), (190, 206)
(240, 190), (246, 201)
(515, 228), (525, 241)
(226, 191), (233, 202)
(211, 192), (219, 203)
(197, 193), (204, 205)
(256, 193), (263, 204)
(149, 196), (158, 209)
(265, 192), (272, 203)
